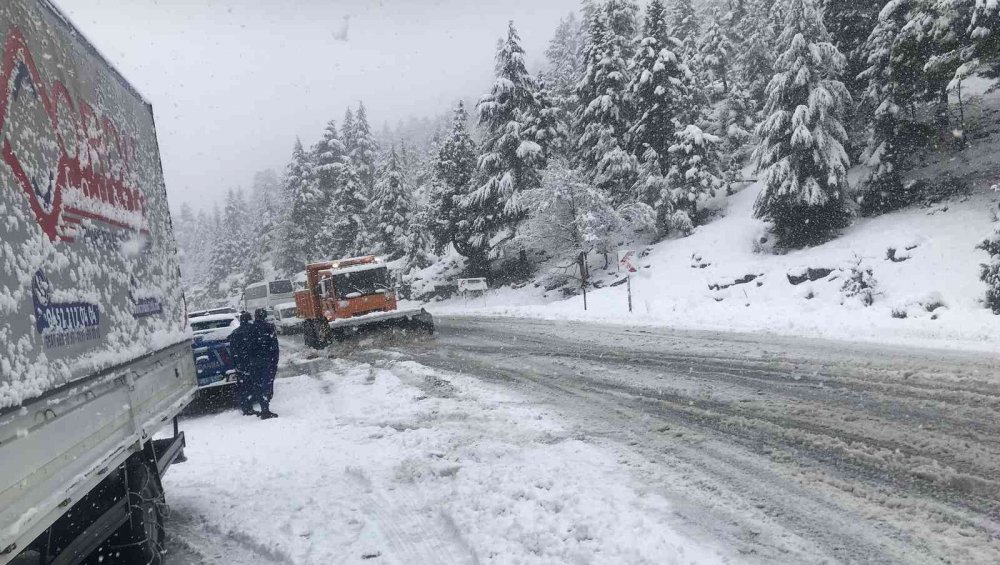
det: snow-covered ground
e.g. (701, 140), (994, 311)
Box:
(162, 352), (729, 564)
(421, 180), (1000, 353)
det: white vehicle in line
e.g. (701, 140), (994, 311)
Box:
(243, 279), (295, 314)
(458, 277), (489, 296)
(273, 301), (303, 335)
(188, 306), (238, 319)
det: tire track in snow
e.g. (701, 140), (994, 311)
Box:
(377, 316), (1000, 564)
(344, 465), (478, 564)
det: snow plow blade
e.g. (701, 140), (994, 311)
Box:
(328, 308), (435, 342)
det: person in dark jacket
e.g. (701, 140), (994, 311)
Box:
(253, 308), (280, 419)
(228, 311), (258, 416)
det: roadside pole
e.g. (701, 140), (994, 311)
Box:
(626, 273), (632, 313)
(618, 250), (637, 314)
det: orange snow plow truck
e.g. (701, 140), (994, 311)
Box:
(295, 255), (434, 348)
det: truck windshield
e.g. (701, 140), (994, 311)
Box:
(334, 267), (389, 298)
(269, 280), (293, 294)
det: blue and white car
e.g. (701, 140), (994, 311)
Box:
(189, 313), (240, 389)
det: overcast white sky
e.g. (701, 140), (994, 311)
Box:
(57, 0), (581, 209)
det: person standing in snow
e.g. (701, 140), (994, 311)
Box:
(252, 308), (280, 419)
(228, 311), (259, 416)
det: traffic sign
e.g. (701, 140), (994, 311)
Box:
(618, 249), (638, 273)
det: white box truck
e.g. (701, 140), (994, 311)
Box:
(0, 1), (196, 563)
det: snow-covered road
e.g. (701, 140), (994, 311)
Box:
(161, 317), (1000, 564)
(365, 317), (1000, 563)
(161, 333), (725, 564)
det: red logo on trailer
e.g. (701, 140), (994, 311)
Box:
(0, 26), (146, 242)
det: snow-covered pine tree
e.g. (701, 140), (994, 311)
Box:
(978, 202), (1000, 313)
(627, 1), (696, 220)
(311, 120), (349, 257)
(428, 102), (478, 254)
(209, 188), (250, 290)
(824, 0), (887, 97)
(736, 0), (776, 106)
(332, 164), (371, 257)
(697, 8), (734, 95)
(172, 204), (207, 289)
(907, 0), (972, 127)
(545, 12), (587, 111)
(524, 74), (567, 160)
(576, 1), (639, 204)
(643, 0), (670, 45)
(714, 87), (756, 170)
(401, 204), (434, 274)
(857, 0), (913, 215)
(341, 108), (358, 159)
(971, 0), (1000, 78)
(190, 209), (215, 284)
(277, 139), (316, 273)
(752, 0), (852, 246)
(353, 101), (380, 199)
(370, 145), (411, 260)
(462, 21), (544, 274)
(243, 169), (281, 282)
(666, 125), (726, 220)
(671, 0), (700, 59)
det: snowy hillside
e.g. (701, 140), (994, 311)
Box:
(428, 180), (1000, 351)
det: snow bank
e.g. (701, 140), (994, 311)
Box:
(429, 183), (1000, 352)
(164, 360), (726, 564)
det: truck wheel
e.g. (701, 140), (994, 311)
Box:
(303, 320), (318, 349)
(108, 462), (165, 564)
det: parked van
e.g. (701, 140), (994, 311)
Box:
(243, 279), (295, 314)
(273, 301), (303, 335)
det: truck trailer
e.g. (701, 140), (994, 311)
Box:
(0, 2), (196, 563)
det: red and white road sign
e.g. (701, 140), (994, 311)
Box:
(618, 249), (638, 273)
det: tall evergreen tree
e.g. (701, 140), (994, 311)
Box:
(462, 21), (544, 274)
(210, 188), (250, 286)
(672, 0), (700, 58)
(311, 120), (354, 256)
(278, 139), (318, 272)
(429, 102), (478, 253)
(857, 0), (914, 214)
(906, 0), (972, 126)
(341, 108), (358, 158)
(824, 0), (887, 97)
(978, 203), (1000, 314)
(736, 0), (777, 107)
(627, 2), (696, 216)
(333, 164), (371, 257)
(370, 145), (411, 260)
(698, 8), (734, 94)
(353, 102), (380, 198)
(666, 125), (726, 218)
(401, 204), (434, 274)
(752, 0), (852, 246)
(971, 0), (1000, 78)
(243, 169), (281, 282)
(524, 75), (567, 160)
(643, 0), (670, 44)
(576, 2), (639, 204)
(545, 12), (587, 110)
